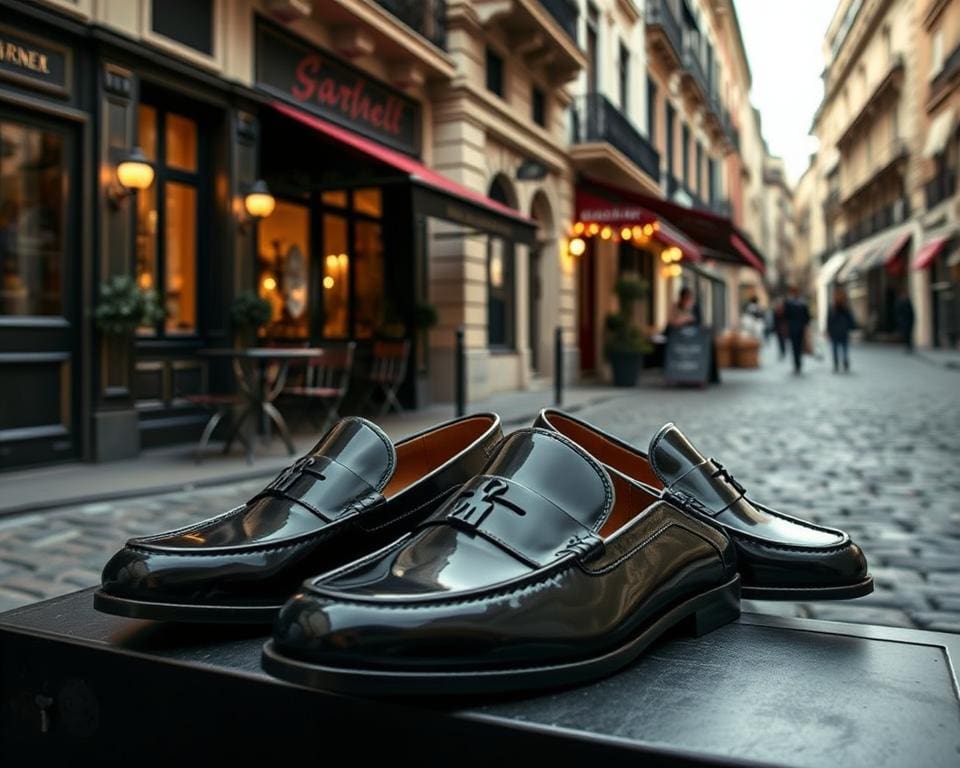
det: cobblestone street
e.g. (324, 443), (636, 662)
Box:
(1, 343), (958, 632)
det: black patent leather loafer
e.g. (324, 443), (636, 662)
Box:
(262, 428), (740, 696)
(94, 414), (502, 623)
(535, 409), (873, 601)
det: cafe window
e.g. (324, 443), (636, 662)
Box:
(487, 177), (515, 349)
(0, 118), (66, 318)
(135, 100), (203, 336)
(152, 0), (214, 56)
(257, 200), (311, 340)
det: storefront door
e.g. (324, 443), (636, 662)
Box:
(0, 110), (79, 469)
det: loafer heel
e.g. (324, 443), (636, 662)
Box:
(686, 576), (741, 637)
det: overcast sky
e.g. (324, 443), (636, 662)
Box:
(733, 0), (838, 185)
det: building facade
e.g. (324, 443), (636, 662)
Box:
(0, 0), (775, 471)
(807, 0), (959, 347)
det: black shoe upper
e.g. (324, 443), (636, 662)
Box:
(271, 428), (736, 671)
(534, 409), (869, 593)
(100, 414), (502, 608)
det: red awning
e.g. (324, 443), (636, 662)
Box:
(272, 100), (536, 235)
(579, 180), (766, 273)
(883, 232), (911, 266)
(914, 237), (948, 270)
(574, 189), (703, 261)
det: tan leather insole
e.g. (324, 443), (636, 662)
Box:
(383, 416), (494, 498)
(600, 471), (659, 537)
(549, 415), (663, 490)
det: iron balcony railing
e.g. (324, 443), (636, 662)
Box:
(841, 198), (911, 248)
(925, 168), (957, 209)
(682, 37), (710, 103)
(571, 93), (661, 183)
(667, 174), (709, 211)
(646, 0), (683, 59)
(539, 0), (579, 42)
(375, 0), (447, 49)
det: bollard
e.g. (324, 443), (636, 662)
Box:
(455, 326), (466, 417)
(554, 326), (563, 406)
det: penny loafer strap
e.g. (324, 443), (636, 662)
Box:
(419, 475), (604, 568)
(664, 458), (746, 518)
(249, 454), (384, 522)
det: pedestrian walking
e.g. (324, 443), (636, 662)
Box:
(771, 296), (788, 360)
(826, 286), (856, 373)
(895, 288), (915, 353)
(784, 285), (810, 374)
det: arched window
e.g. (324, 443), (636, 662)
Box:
(487, 175), (516, 348)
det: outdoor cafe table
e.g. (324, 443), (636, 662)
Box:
(1, 589), (958, 765)
(198, 347), (323, 460)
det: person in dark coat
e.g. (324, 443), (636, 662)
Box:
(772, 297), (788, 360)
(895, 288), (915, 352)
(784, 285), (811, 374)
(826, 287), (856, 373)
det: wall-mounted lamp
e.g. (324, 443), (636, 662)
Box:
(110, 147), (154, 206)
(244, 180), (276, 220)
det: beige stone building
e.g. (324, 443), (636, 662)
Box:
(760, 155), (796, 294)
(808, 0), (959, 347)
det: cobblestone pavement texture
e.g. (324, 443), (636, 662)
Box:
(1, 344), (958, 633)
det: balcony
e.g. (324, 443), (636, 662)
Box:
(929, 42), (960, 110)
(375, 0), (447, 49)
(925, 168), (958, 209)
(309, 0), (456, 84)
(840, 198), (911, 248)
(840, 139), (909, 205)
(570, 93), (661, 192)
(682, 38), (710, 105)
(468, 0), (586, 83)
(539, 0), (578, 42)
(667, 174), (709, 212)
(836, 54), (904, 148)
(646, 0), (683, 68)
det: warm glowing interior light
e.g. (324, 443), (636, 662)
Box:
(323, 276), (335, 289)
(137, 272), (153, 289)
(600, 226), (612, 240)
(338, 253), (348, 268)
(632, 225), (643, 239)
(620, 227), (632, 240)
(326, 254), (338, 268)
(262, 276), (277, 291)
(569, 237), (586, 257)
(652, 221), (660, 231)
(588, 223), (600, 235)
(573, 221), (585, 235)
(642, 223), (653, 236)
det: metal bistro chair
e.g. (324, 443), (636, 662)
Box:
(363, 338), (410, 416)
(183, 362), (254, 464)
(283, 342), (356, 433)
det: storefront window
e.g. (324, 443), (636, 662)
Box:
(257, 200), (311, 339)
(353, 188), (382, 218)
(0, 120), (65, 317)
(321, 190), (347, 208)
(323, 214), (350, 338)
(135, 101), (201, 336)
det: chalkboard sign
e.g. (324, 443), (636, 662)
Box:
(664, 325), (712, 385)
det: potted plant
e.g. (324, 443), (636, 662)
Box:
(94, 275), (166, 337)
(604, 276), (652, 387)
(230, 291), (272, 348)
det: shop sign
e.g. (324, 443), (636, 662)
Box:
(0, 25), (71, 97)
(255, 20), (420, 156)
(578, 206), (650, 223)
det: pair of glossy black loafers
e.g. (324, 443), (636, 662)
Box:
(95, 411), (872, 696)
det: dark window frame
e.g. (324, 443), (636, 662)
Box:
(646, 76), (657, 144)
(485, 46), (505, 97)
(532, 86), (546, 127)
(151, 0), (214, 56)
(619, 41), (630, 114)
(681, 123), (690, 185)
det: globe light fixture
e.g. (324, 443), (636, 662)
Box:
(110, 147), (154, 206)
(569, 237), (586, 257)
(244, 180), (276, 220)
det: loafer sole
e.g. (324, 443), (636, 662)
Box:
(741, 575), (874, 601)
(260, 574), (741, 696)
(93, 589), (282, 624)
